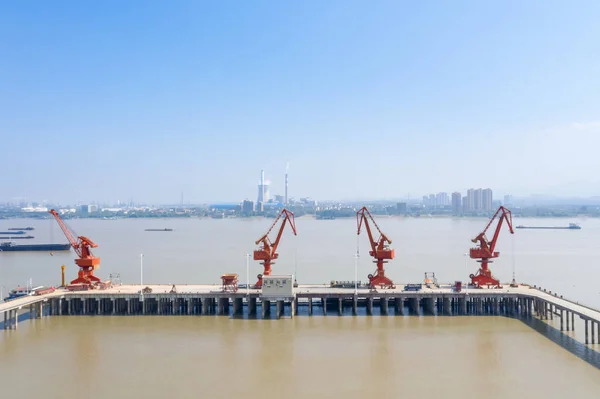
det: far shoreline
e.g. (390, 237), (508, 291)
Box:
(0, 214), (594, 221)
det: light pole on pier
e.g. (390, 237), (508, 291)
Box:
(246, 253), (250, 295)
(354, 251), (359, 296)
(140, 254), (144, 300)
(463, 253), (469, 295)
(294, 248), (298, 287)
(355, 234), (360, 296)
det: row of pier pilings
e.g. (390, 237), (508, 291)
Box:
(39, 294), (533, 319)
(43, 295), (291, 319)
(2, 301), (44, 330)
(533, 298), (600, 345)
(311, 294), (530, 316)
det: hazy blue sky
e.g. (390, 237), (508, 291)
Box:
(2, 1), (599, 204)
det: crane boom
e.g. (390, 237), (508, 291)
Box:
(49, 209), (79, 251)
(49, 209), (101, 286)
(356, 206), (395, 289)
(253, 209), (297, 288)
(357, 207), (392, 253)
(469, 206), (514, 288)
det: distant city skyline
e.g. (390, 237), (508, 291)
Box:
(6, 176), (600, 206)
(6, 185), (600, 209)
(6, 164), (600, 207)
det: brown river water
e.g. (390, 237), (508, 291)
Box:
(1, 317), (600, 399)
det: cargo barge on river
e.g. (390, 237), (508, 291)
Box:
(0, 242), (71, 252)
(515, 223), (581, 230)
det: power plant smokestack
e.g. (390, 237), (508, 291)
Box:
(257, 169), (270, 206)
(261, 169), (265, 203)
(285, 162), (289, 206)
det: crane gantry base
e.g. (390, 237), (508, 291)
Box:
(368, 274), (395, 289)
(470, 270), (501, 289)
(71, 268), (101, 286)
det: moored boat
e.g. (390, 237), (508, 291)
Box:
(3, 285), (44, 302)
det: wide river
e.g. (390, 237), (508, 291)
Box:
(1, 216), (599, 305)
(1, 216), (600, 397)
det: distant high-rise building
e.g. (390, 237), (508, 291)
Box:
(79, 205), (89, 214)
(482, 188), (493, 211)
(242, 200), (254, 214)
(462, 196), (469, 213)
(88, 204), (99, 213)
(436, 192), (449, 206)
(474, 188), (482, 210)
(467, 189), (475, 211)
(397, 202), (407, 215)
(503, 195), (513, 207)
(452, 192), (462, 215)
(422, 195), (429, 206)
(429, 194), (436, 207)
(274, 195), (284, 204)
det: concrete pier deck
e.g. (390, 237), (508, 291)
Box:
(1, 283), (599, 346)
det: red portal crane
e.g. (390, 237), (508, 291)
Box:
(357, 206), (395, 289)
(49, 209), (101, 286)
(253, 209), (297, 289)
(469, 206), (514, 288)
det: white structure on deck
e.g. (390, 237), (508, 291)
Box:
(261, 275), (294, 300)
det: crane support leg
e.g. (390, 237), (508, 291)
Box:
(368, 261), (395, 289)
(369, 274), (395, 289)
(71, 267), (101, 285)
(469, 262), (501, 288)
(254, 274), (264, 289)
